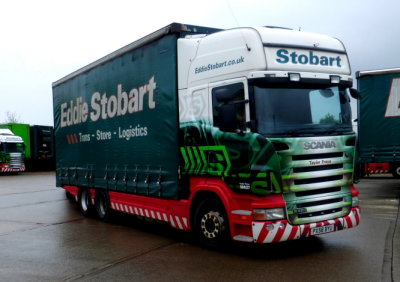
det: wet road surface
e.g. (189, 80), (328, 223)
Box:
(0, 172), (398, 281)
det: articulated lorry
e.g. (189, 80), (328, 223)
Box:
(0, 128), (25, 173)
(53, 23), (360, 246)
(0, 123), (55, 171)
(357, 68), (400, 178)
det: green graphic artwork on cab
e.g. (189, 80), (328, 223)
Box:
(179, 121), (282, 195)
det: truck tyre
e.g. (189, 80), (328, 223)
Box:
(95, 190), (113, 222)
(78, 188), (94, 216)
(391, 163), (400, 178)
(193, 198), (230, 248)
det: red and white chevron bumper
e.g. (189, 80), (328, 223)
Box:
(252, 207), (360, 243)
(1, 166), (25, 172)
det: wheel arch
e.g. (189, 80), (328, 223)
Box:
(188, 178), (234, 231)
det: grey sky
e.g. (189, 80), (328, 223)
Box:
(1, 0), (399, 125)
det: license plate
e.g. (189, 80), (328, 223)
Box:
(311, 224), (334, 235)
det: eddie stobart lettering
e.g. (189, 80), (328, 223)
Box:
(276, 49), (342, 67)
(60, 76), (156, 128)
(195, 56), (245, 74)
(304, 140), (336, 150)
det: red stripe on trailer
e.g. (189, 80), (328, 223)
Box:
(365, 163), (390, 174)
(108, 191), (190, 231)
(64, 185), (79, 197)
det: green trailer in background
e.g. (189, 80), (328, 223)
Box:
(0, 123), (55, 171)
(357, 68), (400, 177)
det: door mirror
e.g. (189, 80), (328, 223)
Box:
(348, 88), (360, 99)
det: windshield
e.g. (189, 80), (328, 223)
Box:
(251, 84), (353, 136)
(0, 142), (24, 153)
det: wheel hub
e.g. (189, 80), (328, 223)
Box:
(200, 211), (224, 239)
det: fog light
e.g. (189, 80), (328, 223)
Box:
(279, 222), (286, 229)
(266, 224), (274, 231)
(289, 73), (301, 82)
(254, 208), (286, 221)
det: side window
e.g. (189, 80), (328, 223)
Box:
(212, 83), (246, 132)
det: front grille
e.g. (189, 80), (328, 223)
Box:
(295, 187), (341, 197)
(293, 163), (343, 173)
(10, 153), (22, 168)
(288, 193), (352, 224)
(296, 197), (343, 208)
(292, 152), (343, 161)
(281, 144), (354, 225)
(294, 175), (343, 185)
(297, 207), (344, 219)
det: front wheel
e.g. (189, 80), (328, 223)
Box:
(193, 198), (230, 248)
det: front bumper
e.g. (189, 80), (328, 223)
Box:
(251, 207), (360, 243)
(0, 166), (25, 173)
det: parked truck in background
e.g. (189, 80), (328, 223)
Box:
(0, 123), (55, 171)
(0, 128), (25, 173)
(357, 68), (400, 178)
(53, 23), (360, 246)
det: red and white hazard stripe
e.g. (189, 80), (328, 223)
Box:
(1, 167), (25, 172)
(110, 201), (190, 231)
(365, 163), (390, 174)
(252, 207), (360, 243)
(367, 169), (389, 174)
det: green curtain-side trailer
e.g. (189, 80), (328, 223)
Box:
(357, 68), (400, 177)
(52, 23), (219, 200)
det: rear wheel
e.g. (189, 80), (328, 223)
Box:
(193, 198), (230, 248)
(78, 188), (93, 216)
(95, 190), (113, 222)
(391, 163), (400, 178)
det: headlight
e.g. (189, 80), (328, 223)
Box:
(253, 208), (286, 221)
(352, 196), (359, 207)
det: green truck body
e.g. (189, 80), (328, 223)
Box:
(53, 23), (360, 245)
